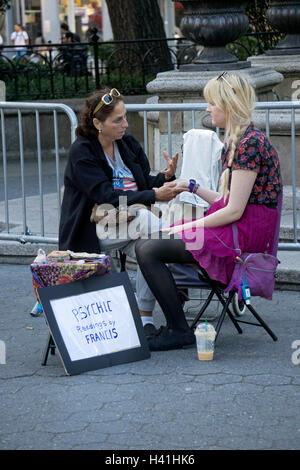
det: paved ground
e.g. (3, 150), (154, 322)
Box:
(0, 263), (300, 451)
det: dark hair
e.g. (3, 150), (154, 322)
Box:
(61, 22), (69, 32)
(76, 88), (124, 140)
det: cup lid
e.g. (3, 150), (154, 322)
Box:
(195, 323), (216, 332)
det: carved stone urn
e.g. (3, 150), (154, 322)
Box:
(266, 0), (300, 55)
(174, 0), (250, 70)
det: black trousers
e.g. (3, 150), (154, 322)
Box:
(135, 238), (196, 331)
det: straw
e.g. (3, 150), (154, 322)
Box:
(205, 316), (208, 331)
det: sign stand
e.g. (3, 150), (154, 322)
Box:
(38, 272), (150, 375)
(41, 333), (56, 366)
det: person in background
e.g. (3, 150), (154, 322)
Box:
(60, 22), (80, 43)
(60, 22), (88, 76)
(10, 24), (29, 57)
(59, 88), (178, 338)
(135, 72), (282, 352)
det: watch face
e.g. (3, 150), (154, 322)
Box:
(188, 179), (196, 192)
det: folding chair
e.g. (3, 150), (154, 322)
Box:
(170, 191), (283, 344)
(169, 263), (246, 321)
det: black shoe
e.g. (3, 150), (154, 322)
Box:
(143, 323), (158, 339)
(148, 326), (196, 351)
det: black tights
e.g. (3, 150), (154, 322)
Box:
(135, 238), (196, 331)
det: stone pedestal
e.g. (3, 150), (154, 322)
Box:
(145, 66), (283, 174)
(0, 81), (6, 101)
(248, 54), (300, 101)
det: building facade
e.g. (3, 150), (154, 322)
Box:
(0, 0), (178, 46)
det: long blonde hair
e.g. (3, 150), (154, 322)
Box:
(204, 73), (256, 200)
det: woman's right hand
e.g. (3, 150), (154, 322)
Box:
(154, 183), (178, 201)
(154, 179), (190, 201)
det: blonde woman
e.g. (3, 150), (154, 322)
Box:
(135, 72), (282, 351)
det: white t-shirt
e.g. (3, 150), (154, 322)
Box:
(104, 142), (138, 192)
(0, 35), (3, 46)
(11, 30), (29, 50)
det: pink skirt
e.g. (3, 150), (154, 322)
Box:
(178, 199), (278, 285)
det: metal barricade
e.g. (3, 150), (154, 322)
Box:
(0, 100), (299, 250)
(0, 101), (77, 244)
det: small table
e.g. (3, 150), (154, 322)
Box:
(30, 255), (111, 365)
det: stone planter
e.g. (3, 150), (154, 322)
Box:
(174, 0), (250, 70)
(266, 0), (300, 55)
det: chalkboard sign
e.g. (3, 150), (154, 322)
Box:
(38, 272), (150, 375)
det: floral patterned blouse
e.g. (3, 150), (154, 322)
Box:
(221, 122), (282, 207)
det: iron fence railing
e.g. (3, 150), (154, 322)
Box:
(0, 37), (190, 100)
(0, 31), (283, 100)
(0, 100), (299, 250)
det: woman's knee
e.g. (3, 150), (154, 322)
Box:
(135, 238), (151, 262)
(135, 238), (164, 264)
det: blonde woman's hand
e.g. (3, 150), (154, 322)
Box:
(161, 224), (185, 235)
(162, 219), (203, 235)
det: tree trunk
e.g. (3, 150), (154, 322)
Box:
(105, 0), (172, 74)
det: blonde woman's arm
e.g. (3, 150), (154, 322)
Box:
(163, 169), (257, 233)
(164, 179), (221, 205)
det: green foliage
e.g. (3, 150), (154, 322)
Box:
(0, 55), (154, 99)
(0, 59), (95, 100)
(100, 70), (154, 96)
(97, 42), (116, 62)
(245, 0), (270, 32)
(227, 1), (283, 60)
(227, 35), (264, 62)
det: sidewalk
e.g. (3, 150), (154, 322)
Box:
(0, 263), (300, 450)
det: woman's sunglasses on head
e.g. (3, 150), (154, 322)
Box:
(217, 72), (236, 94)
(93, 88), (121, 115)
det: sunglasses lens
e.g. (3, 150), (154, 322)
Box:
(111, 89), (120, 97)
(103, 94), (112, 104)
(93, 89), (121, 114)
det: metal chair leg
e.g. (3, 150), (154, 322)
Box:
(215, 292), (234, 341)
(190, 289), (215, 330)
(246, 303), (278, 341)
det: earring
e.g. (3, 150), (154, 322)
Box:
(98, 128), (102, 134)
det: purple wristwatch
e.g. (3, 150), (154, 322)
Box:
(188, 179), (196, 193)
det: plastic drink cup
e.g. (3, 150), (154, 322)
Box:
(194, 322), (216, 361)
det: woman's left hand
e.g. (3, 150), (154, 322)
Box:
(161, 224), (185, 235)
(161, 151), (178, 180)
